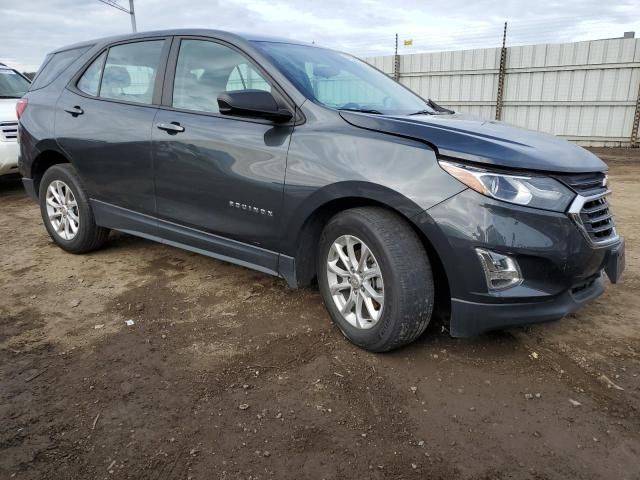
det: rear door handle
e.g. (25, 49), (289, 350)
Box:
(157, 122), (185, 134)
(64, 105), (84, 117)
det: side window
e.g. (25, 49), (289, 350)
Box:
(30, 46), (89, 91)
(226, 64), (271, 92)
(0, 68), (30, 98)
(99, 40), (165, 105)
(77, 51), (106, 96)
(172, 40), (272, 114)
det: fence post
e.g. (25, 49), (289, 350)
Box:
(394, 33), (400, 81)
(632, 79), (640, 147)
(495, 22), (508, 120)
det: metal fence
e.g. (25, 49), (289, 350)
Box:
(365, 37), (640, 147)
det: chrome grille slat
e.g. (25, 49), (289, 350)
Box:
(581, 202), (608, 215)
(562, 172), (618, 247)
(585, 212), (613, 223)
(586, 222), (614, 234)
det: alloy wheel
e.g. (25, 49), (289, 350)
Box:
(45, 180), (80, 241)
(326, 235), (384, 329)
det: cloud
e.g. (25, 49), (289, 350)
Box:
(0, 0), (638, 71)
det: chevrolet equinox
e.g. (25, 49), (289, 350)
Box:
(18, 30), (625, 352)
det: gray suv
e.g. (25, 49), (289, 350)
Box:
(18, 30), (625, 351)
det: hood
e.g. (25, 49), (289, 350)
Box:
(339, 111), (606, 174)
(0, 99), (18, 122)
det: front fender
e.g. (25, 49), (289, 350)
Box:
(280, 116), (466, 256)
(280, 180), (423, 256)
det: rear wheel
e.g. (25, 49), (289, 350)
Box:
(39, 164), (109, 254)
(317, 207), (434, 352)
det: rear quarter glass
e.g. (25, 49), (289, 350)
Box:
(30, 46), (90, 91)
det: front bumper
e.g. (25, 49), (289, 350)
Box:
(450, 272), (605, 336)
(416, 188), (624, 337)
(0, 141), (19, 176)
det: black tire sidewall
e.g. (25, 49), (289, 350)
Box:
(39, 164), (100, 253)
(317, 212), (412, 351)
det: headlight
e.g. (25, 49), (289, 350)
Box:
(439, 160), (575, 212)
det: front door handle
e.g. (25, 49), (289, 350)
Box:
(157, 122), (185, 134)
(64, 105), (84, 117)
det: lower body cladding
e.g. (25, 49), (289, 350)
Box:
(0, 141), (19, 176)
(416, 188), (625, 337)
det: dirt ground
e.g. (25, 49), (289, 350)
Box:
(1, 148), (639, 480)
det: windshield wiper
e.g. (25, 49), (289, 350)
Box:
(408, 109), (435, 116)
(0, 95), (22, 99)
(409, 99), (455, 116)
(338, 107), (383, 115)
(428, 99), (455, 114)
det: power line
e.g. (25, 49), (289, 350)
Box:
(344, 25), (629, 50)
(316, 14), (638, 53)
(97, 0), (129, 14)
(97, 0), (137, 32)
(342, 22), (637, 58)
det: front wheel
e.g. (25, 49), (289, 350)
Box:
(317, 207), (434, 352)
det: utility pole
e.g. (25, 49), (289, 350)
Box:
(97, 0), (137, 33)
(394, 33), (400, 81)
(129, 0), (137, 32)
(632, 78), (640, 147)
(495, 22), (508, 120)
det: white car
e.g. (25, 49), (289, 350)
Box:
(0, 63), (30, 176)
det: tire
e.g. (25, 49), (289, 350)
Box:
(39, 164), (109, 254)
(317, 207), (434, 352)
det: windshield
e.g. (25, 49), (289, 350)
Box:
(253, 41), (433, 115)
(0, 68), (30, 98)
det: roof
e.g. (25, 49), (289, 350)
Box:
(50, 29), (311, 54)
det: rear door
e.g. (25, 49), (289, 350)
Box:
(55, 38), (170, 216)
(151, 37), (294, 267)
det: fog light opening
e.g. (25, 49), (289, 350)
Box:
(475, 248), (523, 291)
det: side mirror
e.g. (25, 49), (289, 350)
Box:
(217, 90), (293, 123)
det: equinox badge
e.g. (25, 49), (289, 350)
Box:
(229, 201), (273, 217)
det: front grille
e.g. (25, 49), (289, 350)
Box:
(556, 171), (607, 195)
(580, 197), (615, 241)
(557, 172), (618, 246)
(0, 121), (18, 141)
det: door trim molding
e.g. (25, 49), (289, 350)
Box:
(91, 199), (281, 278)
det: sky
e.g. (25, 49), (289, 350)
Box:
(1, 0), (639, 72)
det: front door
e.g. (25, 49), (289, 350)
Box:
(152, 38), (293, 269)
